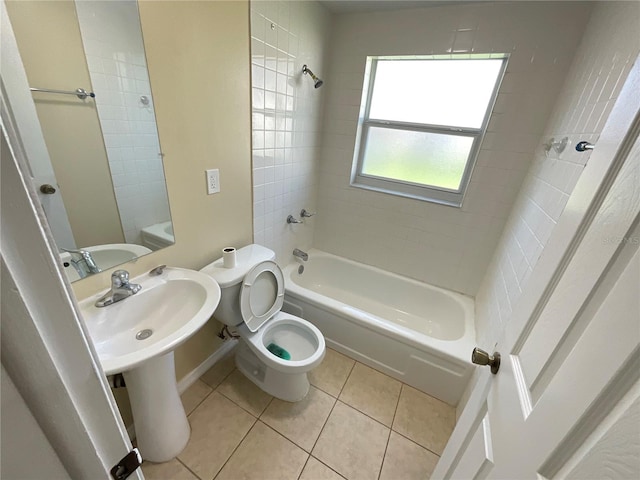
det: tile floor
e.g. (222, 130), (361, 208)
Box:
(142, 348), (456, 480)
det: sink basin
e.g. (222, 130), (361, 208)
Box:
(60, 243), (153, 282)
(79, 267), (220, 375)
(78, 267), (221, 463)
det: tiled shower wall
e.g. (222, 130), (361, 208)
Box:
(474, 1), (640, 349)
(76, 0), (170, 245)
(250, 1), (331, 264)
(313, 2), (591, 296)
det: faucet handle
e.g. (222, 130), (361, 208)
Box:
(111, 270), (130, 288)
(111, 270), (142, 294)
(300, 209), (316, 218)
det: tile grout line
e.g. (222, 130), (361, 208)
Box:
(332, 362), (401, 431)
(189, 366), (266, 480)
(307, 455), (348, 480)
(174, 368), (242, 479)
(214, 372), (275, 418)
(376, 383), (404, 480)
(259, 396), (318, 455)
(297, 455), (312, 480)
(211, 415), (260, 480)
(176, 457), (204, 480)
(184, 383), (214, 418)
(305, 359), (357, 469)
(391, 428), (443, 459)
(386, 382), (445, 458)
(185, 366), (237, 417)
(388, 379), (454, 458)
(256, 420), (311, 477)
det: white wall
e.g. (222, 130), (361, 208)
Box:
(475, 1), (640, 349)
(313, 2), (591, 295)
(76, 0), (170, 245)
(250, 0), (331, 264)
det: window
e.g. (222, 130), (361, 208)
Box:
(351, 55), (508, 206)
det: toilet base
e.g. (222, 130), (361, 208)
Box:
(235, 341), (311, 402)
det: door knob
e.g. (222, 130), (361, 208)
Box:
(40, 184), (56, 194)
(471, 347), (501, 374)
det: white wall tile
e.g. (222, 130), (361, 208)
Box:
(314, 2), (592, 295)
(474, 2), (640, 348)
(250, 0), (331, 265)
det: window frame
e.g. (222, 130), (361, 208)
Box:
(351, 54), (509, 207)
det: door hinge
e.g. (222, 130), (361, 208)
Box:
(110, 448), (142, 480)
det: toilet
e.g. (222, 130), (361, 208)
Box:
(201, 244), (325, 402)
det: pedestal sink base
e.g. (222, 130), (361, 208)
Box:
(123, 352), (190, 463)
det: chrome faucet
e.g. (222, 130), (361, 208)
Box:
(293, 248), (308, 261)
(62, 248), (101, 278)
(95, 270), (142, 307)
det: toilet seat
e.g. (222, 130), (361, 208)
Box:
(239, 260), (285, 332)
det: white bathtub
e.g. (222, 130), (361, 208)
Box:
(283, 250), (476, 405)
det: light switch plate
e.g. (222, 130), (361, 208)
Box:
(206, 169), (220, 194)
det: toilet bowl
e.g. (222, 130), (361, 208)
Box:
(201, 244), (325, 401)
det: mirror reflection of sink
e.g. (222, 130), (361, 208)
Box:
(141, 221), (175, 250)
(78, 267), (221, 462)
(60, 243), (152, 282)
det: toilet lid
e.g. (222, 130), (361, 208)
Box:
(239, 260), (285, 332)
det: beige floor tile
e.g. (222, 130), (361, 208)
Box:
(312, 401), (389, 480)
(217, 369), (273, 416)
(181, 380), (212, 416)
(300, 457), (345, 480)
(216, 421), (308, 480)
(380, 432), (439, 480)
(178, 392), (255, 480)
(392, 385), (455, 455)
(200, 352), (236, 388)
(141, 458), (198, 480)
(339, 363), (401, 426)
(308, 348), (355, 397)
(260, 385), (336, 451)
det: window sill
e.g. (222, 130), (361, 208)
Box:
(350, 181), (463, 208)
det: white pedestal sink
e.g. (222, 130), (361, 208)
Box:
(78, 267), (221, 462)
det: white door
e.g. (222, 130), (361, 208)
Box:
(1, 0), (76, 249)
(433, 63), (640, 478)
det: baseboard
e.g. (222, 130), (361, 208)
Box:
(177, 339), (238, 394)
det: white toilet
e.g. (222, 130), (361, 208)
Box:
(201, 244), (325, 402)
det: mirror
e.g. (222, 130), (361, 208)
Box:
(5, 0), (173, 282)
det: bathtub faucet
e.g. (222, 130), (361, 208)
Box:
(293, 248), (308, 262)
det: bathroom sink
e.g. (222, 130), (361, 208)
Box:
(60, 243), (153, 282)
(78, 267), (220, 375)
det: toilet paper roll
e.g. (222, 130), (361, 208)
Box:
(222, 247), (237, 268)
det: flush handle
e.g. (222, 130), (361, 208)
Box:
(471, 347), (501, 374)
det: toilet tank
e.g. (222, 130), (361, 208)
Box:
(200, 244), (276, 327)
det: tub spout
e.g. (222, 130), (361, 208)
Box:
(293, 248), (308, 262)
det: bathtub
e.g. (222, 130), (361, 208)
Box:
(283, 250), (476, 406)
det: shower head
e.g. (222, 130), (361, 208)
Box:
(302, 64), (324, 89)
